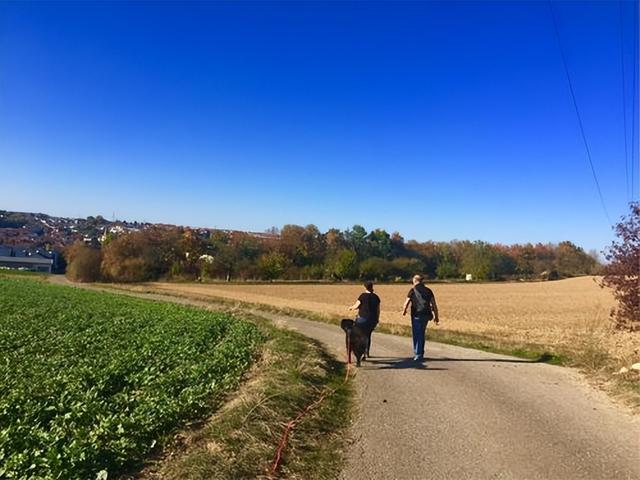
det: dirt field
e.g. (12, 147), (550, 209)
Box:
(137, 277), (638, 363)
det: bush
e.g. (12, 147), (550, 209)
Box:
(257, 251), (289, 280)
(65, 242), (102, 282)
(390, 257), (425, 280)
(601, 203), (639, 331)
(325, 249), (358, 281)
(359, 257), (393, 280)
(101, 229), (179, 282)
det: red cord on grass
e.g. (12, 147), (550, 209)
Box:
(268, 335), (352, 477)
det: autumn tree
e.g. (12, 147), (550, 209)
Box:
(101, 228), (180, 282)
(514, 243), (535, 277)
(555, 241), (596, 276)
(601, 203), (639, 331)
(65, 241), (102, 282)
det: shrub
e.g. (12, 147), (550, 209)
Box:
(325, 249), (358, 281)
(257, 251), (289, 280)
(390, 257), (425, 280)
(601, 203), (639, 331)
(101, 229), (179, 282)
(359, 257), (394, 280)
(65, 241), (102, 282)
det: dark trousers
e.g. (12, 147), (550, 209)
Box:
(411, 315), (429, 357)
(356, 316), (377, 354)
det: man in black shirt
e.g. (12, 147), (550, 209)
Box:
(349, 281), (381, 357)
(402, 275), (439, 362)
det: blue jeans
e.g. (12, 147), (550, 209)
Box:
(411, 315), (429, 357)
(356, 316), (375, 331)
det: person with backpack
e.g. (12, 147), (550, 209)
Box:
(402, 275), (439, 362)
(348, 281), (381, 357)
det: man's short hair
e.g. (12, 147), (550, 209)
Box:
(413, 274), (423, 283)
(364, 281), (374, 292)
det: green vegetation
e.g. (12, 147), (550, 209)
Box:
(147, 318), (353, 479)
(0, 276), (263, 479)
(65, 223), (600, 283)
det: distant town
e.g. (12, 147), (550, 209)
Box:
(0, 210), (274, 273)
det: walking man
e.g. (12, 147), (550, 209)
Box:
(402, 275), (439, 362)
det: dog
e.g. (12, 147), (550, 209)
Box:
(340, 319), (371, 367)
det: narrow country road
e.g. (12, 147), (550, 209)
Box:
(48, 279), (639, 479)
(259, 312), (639, 480)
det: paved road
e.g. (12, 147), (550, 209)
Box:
(260, 312), (640, 480)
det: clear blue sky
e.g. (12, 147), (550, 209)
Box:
(1, 1), (638, 252)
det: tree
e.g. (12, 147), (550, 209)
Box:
(258, 251), (289, 280)
(65, 241), (102, 282)
(405, 241), (440, 278)
(391, 257), (425, 280)
(365, 229), (392, 259)
(601, 203), (639, 331)
(230, 232), (262, 279)
(515, 244), (535, 277)
(532, 243), (556, 275)
(436, 249), (459, 279)
(359, 257), (393, 280)
(101, 228), (180, 282)
(555, 241), (596, 276)
(279, 224), (307, 266)
(279, 224), (326, 268)
(325, 228), (347, 255)
(325, 249), (358, 280)
(345, 225), (368, 259)
(390, 232), (407, 257)
(460, 241), (498, 280)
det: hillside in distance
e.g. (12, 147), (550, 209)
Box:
(0, 210), (273, 249)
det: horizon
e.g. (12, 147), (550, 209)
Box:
(1, 1), (638, 253)
(2, 208), (612, 255)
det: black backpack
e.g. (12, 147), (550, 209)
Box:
(412, 287), (433, 318)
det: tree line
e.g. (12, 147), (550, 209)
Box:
(65, 224), (600, 283)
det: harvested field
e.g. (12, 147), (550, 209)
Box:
(138, 277), (637, 370)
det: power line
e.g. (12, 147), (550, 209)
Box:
(619, 0), (630, 202)
(631, 0), (638, 201)
(548, 0), (612, 225)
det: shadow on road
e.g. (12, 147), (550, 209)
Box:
(363, 357), (448, 371)
(424, 356), (544, 364)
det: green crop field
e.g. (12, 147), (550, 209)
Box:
(0, 276), (263, 479)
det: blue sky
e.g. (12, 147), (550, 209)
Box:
(1, 1), (638, 252)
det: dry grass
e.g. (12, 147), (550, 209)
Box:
(146, 277), (618, 347)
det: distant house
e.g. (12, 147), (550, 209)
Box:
(0, 245), (54, 273)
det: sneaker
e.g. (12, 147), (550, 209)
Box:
(413, 355), (420, 361)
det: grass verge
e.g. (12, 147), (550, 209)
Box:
(135, 316), (353, 480)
